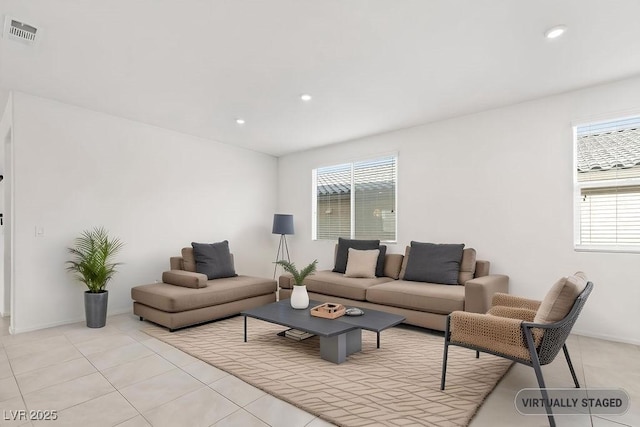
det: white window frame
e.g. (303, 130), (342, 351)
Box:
(573, 116), (640, 253)
(312, 154), (398, 243)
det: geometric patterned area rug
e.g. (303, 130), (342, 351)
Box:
(144, 316), (512, 427)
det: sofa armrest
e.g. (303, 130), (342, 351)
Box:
(162, 270), (208, 289)
(464, 274), (509, 314)
(278, 273), (294, 289)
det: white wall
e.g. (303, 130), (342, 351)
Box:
(0, 92), (10, 317)
(10, 92), (278, 333)
(278, 75), (640, 345)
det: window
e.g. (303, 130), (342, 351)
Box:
(575, 116), (640, 251)
(313, 155), (397, 241)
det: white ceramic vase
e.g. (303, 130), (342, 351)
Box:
(290, 285), (309, 309)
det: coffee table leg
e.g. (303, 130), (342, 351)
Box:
(377, 332), (380, 349)
(320, 329), (362, 364)
(244, 316), (247, 342)
(346, 329), (362, 355)
(320, 334), (346, 364)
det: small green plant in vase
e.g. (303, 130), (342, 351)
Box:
(275, 259), (317, 309)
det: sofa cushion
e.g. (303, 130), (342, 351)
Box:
(376, 245), (388, 277)
(192, 241), (237, 280)
(403, 242), (464, 285)
(366, 280), (465, 314)
(384, 254), (404, 279)
(304, 270), (394, 301)
(181, 247), (197, 272)
(458, 248), (477, 284)
(344, 248), (379, 278)
(162, 270), (208, 289)
(399, 246), (411, 279)
(333, 238), (386, 277)
(131, 276), (276, 313)
(534, 272), (587, 324)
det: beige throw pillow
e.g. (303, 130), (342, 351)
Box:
(534, 272), (588, 324)
(344, 248), (380, 278)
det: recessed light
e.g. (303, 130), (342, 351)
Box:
(300, 94), (312, 102)
(545, 25), (567, 39)
(235, 118), (245, 125)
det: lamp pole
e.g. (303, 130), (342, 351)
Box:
(272, 214), (294, 279)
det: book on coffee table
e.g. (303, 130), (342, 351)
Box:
(284, 328), (315, 341)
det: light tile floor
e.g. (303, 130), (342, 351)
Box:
(0, 314), (637, 427)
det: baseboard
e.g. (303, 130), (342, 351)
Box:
(0, 310), (9, 318)
(572, 329), (640, 346)
(10, 306), (133, 334)
(12, 315), (85, 334)
(106, 307), (134, 317)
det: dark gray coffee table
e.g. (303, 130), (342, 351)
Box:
(241, 300), (405, 364)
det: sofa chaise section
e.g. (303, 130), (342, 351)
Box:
(132, 248), (277, 331)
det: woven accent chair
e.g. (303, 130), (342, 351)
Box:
(440, 273), (593, 427)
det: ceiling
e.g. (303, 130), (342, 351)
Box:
(1, 0), (640, 157)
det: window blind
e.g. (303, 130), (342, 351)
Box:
(354, 157), (396, 240)
(580, 186), (640, 245)
(314, 156), (397, 241)
(316, 163), (351, 240)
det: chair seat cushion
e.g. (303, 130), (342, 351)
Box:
(303, 270), (394, 301)
(131, 276), (276, 312)
(366, 280), (465, 314)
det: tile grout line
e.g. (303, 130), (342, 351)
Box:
(67, 325), (160, 426)
(81, 326), (239, 426)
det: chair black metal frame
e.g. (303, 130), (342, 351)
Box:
(440, 282), (593, 427)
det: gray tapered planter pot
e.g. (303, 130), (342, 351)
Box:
(84, 290), (108, 328)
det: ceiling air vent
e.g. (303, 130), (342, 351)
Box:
(4, 16), (38, 44)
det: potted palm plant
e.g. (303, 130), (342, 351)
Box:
(67, 227), (124, 328)
(275, 259), (317, 309)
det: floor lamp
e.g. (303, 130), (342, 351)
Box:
(272, 214), (294, 278)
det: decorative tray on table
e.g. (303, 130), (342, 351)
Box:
(310, 302), (346, 319)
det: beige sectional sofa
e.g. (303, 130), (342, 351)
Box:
(132, 248), (277, 331)
(279, 247), (508, 331)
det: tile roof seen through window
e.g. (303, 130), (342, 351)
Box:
(577, 127), (640, 173)
(317, 181), (395, 195)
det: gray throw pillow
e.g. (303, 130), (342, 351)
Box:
(333, 238), (386, 277)
(403, 242), (464, 285)
(191, 240), (237, 280)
